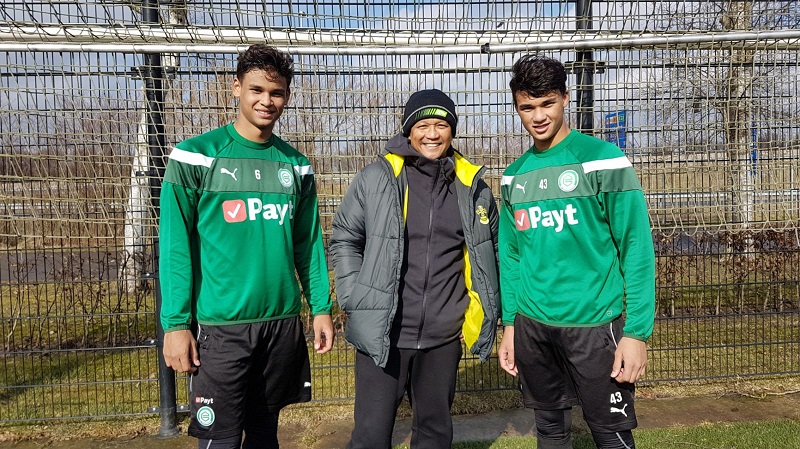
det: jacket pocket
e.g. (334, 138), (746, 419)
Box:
(344, 308), (389, 358)
(348, 281), (393, 310)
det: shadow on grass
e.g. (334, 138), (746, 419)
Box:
(450, 433), (597, 449)
(0, 344), (97, 404)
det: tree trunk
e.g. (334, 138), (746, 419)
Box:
(119, 2), (186, 292)
(722, 3), (756, 254)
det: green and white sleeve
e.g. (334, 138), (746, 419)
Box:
(292, 165), (332, 316)
(601, 168), (656, 341)
(159, 180), (200, 333)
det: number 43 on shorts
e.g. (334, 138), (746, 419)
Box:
(609, 392), (623, 404)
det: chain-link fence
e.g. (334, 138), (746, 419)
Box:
(1, 0), (799, 423)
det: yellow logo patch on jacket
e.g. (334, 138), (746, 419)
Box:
(476, 205), (489, 225)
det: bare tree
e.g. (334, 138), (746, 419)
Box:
(646, 1), (799, 231)
(723, 2), (756, 230)
(119, 1), (188, 292)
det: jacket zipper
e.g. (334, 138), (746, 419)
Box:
(416, 159), (440, 349)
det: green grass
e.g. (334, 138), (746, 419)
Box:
(1, 321), (798, 421)
(0, 283), (157, 352)
(0, 265), (798, 422)
(0, 348), (162, 421)
(647, 313), (800, 381)
(635, 420), (800, 449)
(391, 419), (800, 449)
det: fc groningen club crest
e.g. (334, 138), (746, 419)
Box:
(278, 168), (294, 188)
(196, 406), (215, 427)
(558, 170), (579, 192)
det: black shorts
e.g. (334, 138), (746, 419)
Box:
(187, 317), (312, 440)
(514, 314), (637, 433)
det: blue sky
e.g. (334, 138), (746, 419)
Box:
(2, 1), (799, 152)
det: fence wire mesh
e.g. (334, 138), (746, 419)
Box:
(1, 0), (799, 422)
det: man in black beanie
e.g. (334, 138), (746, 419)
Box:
(331, 89), (500, 448)
(401, 89), (459, 138)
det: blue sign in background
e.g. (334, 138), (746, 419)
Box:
(751, 121), (758, 175)
(605, 110), (627, 149)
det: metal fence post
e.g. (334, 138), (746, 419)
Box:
(141, 0), (177, 438)
(153, 243), (178, 437)
(575, 0), (595, 134)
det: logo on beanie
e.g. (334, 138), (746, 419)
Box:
(416, 107), (448, 120)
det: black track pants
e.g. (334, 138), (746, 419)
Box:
(347, 339), (462, 449)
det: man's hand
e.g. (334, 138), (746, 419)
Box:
(498, 326), (518, 377)
(611, 337), (647, 383)
(163, 329), (200, 374)
(313, 314), (335, 354)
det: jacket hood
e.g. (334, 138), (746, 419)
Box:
(383, 133), (484, 186)
(385, 133), (424, 157)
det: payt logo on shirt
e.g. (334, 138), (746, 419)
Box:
(221, 198), (294, 225)
(514, 209), (530, 231)
(222, 200), (247, 223)
(514, 204), (579, 233)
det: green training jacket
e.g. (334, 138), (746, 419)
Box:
(159, 124), (331, 333)
(499, 129), (655, 341)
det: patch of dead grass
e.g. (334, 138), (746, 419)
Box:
(3, 377), (798, 444)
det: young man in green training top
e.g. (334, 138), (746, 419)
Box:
(497, 55), (655, 449)
(159, 44), (334, 449)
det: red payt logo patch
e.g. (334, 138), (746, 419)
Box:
(514, 209), (530, 231)
(222, 199), (246, 223)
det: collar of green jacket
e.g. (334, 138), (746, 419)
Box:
(383, 133), (483, 186)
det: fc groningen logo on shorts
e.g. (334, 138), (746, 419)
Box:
(196, 405), (216, 427)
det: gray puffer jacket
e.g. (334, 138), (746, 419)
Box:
(330, 135), (500, 368)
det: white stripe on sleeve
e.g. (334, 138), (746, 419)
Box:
(294, 165), (314, 176)
(581, 156), (631, 174)
(168, 148), (214, 168)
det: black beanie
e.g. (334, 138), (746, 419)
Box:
(401, 89), (458, 137)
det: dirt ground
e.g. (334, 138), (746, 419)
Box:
(1, 392), (799, 449)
